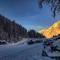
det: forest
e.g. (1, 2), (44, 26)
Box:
(0, 15), (45, 43)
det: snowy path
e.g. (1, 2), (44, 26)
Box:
(0, 43), (54, 60)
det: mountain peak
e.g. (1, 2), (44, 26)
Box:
(41, 21), (60, 38)
(52, 21), (60, 28)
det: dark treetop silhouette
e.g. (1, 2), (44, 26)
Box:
(0, 15), (45, 43)
(38, 0), (60, 17)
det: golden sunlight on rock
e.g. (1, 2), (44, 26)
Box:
(40, 21), (60, 38)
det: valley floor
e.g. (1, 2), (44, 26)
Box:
(0, 40), (55, 60)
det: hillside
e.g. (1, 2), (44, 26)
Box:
(0, 15), (45, 43)
(0, 15), (27, 43)
(41, 21), (60, 38)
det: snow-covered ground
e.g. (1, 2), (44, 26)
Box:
(0, 39), (55, 60)
(47, 39), (60, 57)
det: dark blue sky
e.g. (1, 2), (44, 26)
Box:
(0, 0), (60, 31)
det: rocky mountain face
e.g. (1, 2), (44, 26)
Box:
(41, 21), (60, 38)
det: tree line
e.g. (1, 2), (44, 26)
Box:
(0, 15), (45, 43)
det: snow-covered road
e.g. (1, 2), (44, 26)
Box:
(0, 43), (54, 60)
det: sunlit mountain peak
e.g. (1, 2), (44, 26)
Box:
(40, 21), (60, 38)
(52, 21), (60, 28)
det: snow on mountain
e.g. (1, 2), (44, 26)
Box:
(41, 21), (60, 38)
